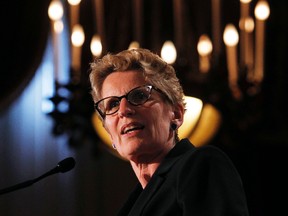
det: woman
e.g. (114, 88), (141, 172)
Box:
(89, 48), (249, 216)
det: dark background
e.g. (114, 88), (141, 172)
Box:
(0, 0), (287, 215)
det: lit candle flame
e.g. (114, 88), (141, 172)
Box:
(255, 1), (270, 21)
(71, 24), (85, 47)
(253, 1), (270, 83)
(197, 35), (213, 73)
(223, 24), (239, 46)
(223, 24), (241, 99)
(48, 0), (63, 21)
(90, 34), (102, 57)
(67, 0), (82, 6)
(161, 41), (177, 64)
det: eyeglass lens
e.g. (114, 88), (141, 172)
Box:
(99, 85), (152, 116)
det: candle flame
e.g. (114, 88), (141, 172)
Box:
(71, 24), (85, 47)
(197, 35), (213, 56)
(90, 35), (102, 57)
(255, 1), (270, 21)
(161, 41), (177, 64)
(67, 0), (82, 6)
(223, 24), (239, 46)
(240, 0), (252, 4)
(48, 0), (64, 21)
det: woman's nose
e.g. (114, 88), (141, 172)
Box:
(118, 98), (135, 117)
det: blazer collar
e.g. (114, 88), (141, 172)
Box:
(155, 138), (195, 176)
(120, 139), (195, 216)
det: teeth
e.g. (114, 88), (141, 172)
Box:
(124, 127), (137, 134)
(122, 125), (143, 134)
(124, 126), (134, 133)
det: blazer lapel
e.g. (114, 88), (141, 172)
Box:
(124, 139), (195, 216)
(127, 174), (166, 215)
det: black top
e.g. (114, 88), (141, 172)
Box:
(117, 138), (249, 216)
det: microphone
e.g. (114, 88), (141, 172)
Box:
(0, 157), (76, 195)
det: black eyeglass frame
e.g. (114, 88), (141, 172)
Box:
(94, 85), (165, 118)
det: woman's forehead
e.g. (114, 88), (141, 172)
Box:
(101, 71), (147, 97)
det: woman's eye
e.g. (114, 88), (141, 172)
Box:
(131, 90), (148, 102)
(106, 99), (120, 111)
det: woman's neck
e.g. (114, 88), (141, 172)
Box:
(129, 144), (174, 188)
(130, 160), (161, 188)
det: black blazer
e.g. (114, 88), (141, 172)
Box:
(117, 139), (249, 216)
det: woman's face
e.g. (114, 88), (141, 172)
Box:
(101, 70), (183, 162)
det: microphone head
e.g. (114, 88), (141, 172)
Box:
(57, 157), (76, 173)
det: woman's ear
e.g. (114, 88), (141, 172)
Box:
(171, 103), (185, 128)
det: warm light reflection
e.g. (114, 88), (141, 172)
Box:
(223, 24), (239, 46)
(161, 41), (177, 64)
(48, 0), (64, 21)
(178, 96), (203, 139)
(71, 24), (85, 47)
(255, 1), (270, 21)
(188, 103), (221, 146)
(90, 34), (102, 57)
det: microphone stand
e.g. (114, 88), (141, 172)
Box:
(0, 157), (75, 195)
(0, 168), (58, 195)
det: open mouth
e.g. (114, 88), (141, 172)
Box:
(121, 124), (144, 134)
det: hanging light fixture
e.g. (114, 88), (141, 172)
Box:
(45, 0), (270, 154)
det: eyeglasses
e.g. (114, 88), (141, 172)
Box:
(94, 85), (162, 118)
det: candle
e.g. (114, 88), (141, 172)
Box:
(67, 0), (81, 30)
(94, 0), (105, 50)
(52, 21), (64, 81)
(211, 0), (221, 59)
(245, 17), (255, 81)
(132, 0), (143, 45)
(71, 24), (85, 74)
(68, 0), (82, 75)
(223, 24), (239, 89)
(173, 0), (184, 50)
(239, 0), (251, 67)
(197, 35), (213, 73)
(254, 0), (270, 83)
(48, 0), (64, 82)
(240, 0), (251, 18)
